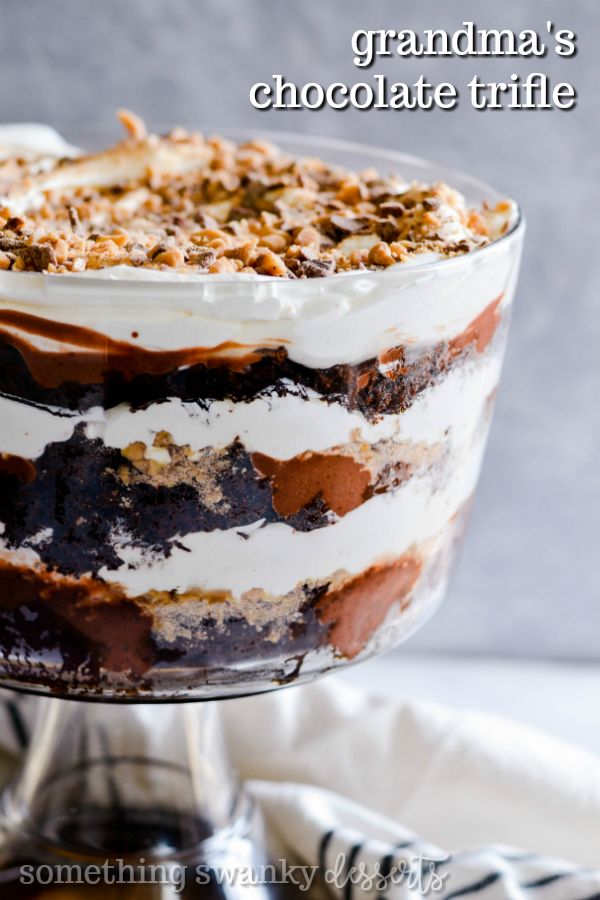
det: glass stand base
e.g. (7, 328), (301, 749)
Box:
(0, 698), (281, 898)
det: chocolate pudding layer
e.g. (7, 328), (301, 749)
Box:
(0, 119), (523, 698)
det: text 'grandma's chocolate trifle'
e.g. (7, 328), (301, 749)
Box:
(0, 111), (522, 697)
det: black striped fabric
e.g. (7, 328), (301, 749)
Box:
(315, 822), (600, 899)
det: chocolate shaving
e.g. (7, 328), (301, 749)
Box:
(378, 202), (406, 217)
(148, 242), (170, 260)
(228, 206), (256, 222)
(186, 246), (217, 267)
(376, 220), (401, 243)
(193, 212), (219, 229)
(451, 240), (471, 253)
(0, 237), (56, 271)
(68, 206), (83, 235)
(295, 258), (336, 278)
(241, 177), (280, 212)
(4, 216), (26, 233)
(321, 214), (369, 241)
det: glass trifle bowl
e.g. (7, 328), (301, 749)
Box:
(0, 122), (523, 891)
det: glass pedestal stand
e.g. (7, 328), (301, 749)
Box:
(0, 697), (275, 898)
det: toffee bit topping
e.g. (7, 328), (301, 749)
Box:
(117, 108), (147, 141)
(0, 111), (517, 277)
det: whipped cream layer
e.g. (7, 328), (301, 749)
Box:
(90, 351), (501, 459)
(0, 236), (519, 369)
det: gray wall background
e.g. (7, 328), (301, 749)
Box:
(1, 0), (598, 659)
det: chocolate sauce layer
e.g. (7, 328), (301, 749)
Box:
(252, 451), (372, 518)
(0, 309), (263, 387)
(0, 298), (503, 418)
(0, 561), (171, 683)
(316, 554), (422, 658)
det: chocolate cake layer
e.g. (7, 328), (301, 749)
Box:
(0, 431), (296, 576)
(0, 560), (322, 691)
(0, 427), (422, 577)
(0, 297), (503, 418)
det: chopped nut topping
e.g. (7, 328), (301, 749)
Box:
(0, 112), (516, 278)
(153, 246), (185, 267)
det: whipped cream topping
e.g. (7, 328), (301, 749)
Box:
(0, 234), (519, 368)
(0, 124), (79, 163)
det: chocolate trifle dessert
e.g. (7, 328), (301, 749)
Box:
(0, 112), (522, 697)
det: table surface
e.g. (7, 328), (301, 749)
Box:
(336, 651), (600, 755)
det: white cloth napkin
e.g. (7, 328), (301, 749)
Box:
(1, 680), (600, 898)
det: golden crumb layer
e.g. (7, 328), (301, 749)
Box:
(0, 110), (516, 278)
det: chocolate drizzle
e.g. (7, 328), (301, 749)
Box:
(0, 308), (263, 388)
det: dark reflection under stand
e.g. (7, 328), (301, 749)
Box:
(0, 700), (285, 899)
